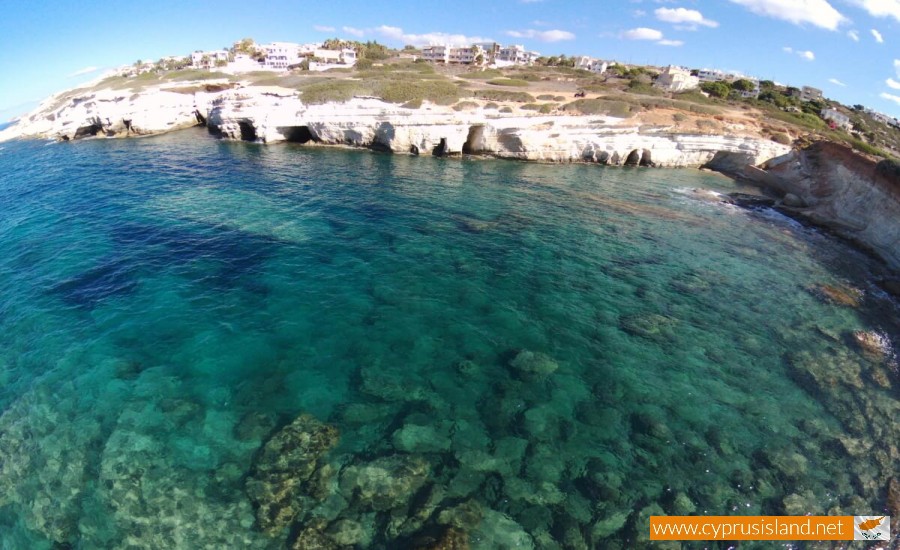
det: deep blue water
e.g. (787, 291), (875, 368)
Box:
(0, 129), (896, 548)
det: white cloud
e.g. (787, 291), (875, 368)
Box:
(314, 25), (336, 32)
(622, 27), (664, 40)
(728, 0), (847, 30)
(342, 26), (365, 37)
(68, 66), (99, 78)
(657, 39), (684, 46)
(872, 28), (885, 42)
(374, 25), (492, 46)
(828, 78), (847, 86)
(783, 46), (815, 60)
(633, 9), (647, 17)
(850, 0), (900, 22)
(880, 92), (900, 105)
(654, 7), (719, 28)
(887, 78), (900, 89)
(848, 29), (860, 40)
(506, 29), (576, 42)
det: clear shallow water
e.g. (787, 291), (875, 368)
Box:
(0, 130), (896, 549)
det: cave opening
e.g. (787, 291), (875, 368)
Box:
(238, 121), (257, 142)
(462, 125), (485, 155)
(624, 149), (642, 166)
(432, 137), (449, 157)
(279, 126), (315, 144)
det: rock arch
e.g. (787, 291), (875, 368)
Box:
(624, 149), (642, 166)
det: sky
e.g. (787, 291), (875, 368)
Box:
(1, 0), (900, 120)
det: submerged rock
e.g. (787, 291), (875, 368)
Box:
(340, 454), (430, 512)
(808, 282), (863, 308)
(245, 414), (339, 534)
(393, 424), (452, 454)
(852, 330), (893, 363)
(508, 350), (559, 377)
(619, 313), (678, 342)
(411, 526), (470, 550)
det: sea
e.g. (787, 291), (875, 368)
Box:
(0, 128), (896, 549)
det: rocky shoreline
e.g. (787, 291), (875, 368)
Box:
(0, 84), (789, 168)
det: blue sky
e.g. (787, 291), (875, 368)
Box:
(2, 0), (900, 120)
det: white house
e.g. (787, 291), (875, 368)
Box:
(222, 54), (263, 74)
(421, 45), (449, 63)
(800, 86), (823, 102)
(821, 108), (852, 131)
(655, 66), (699, 92)
(191, 50), (230, 70)
(575, 56), (608, 74)
(260, 42), (302, 70)
(309, 48), (357, 71)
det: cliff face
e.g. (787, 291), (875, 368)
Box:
(750, 141), (900, 270)
(0, 84), (791, 168)
(205, 91), (790, 167)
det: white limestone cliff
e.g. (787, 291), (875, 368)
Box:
(1, 83), (790, 168)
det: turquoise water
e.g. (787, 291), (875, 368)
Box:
(0, 130), (896, 549)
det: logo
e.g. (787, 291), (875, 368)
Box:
(853, 516), (890, 541)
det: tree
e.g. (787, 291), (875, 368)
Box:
(732, 79), (756, 93)
(700, 81), (731, 98)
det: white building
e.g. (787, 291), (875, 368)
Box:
(800, 86), (823, 102)
(191, 50), (230, 70)
(654, 66), (699, 92)
(575, 56), (608, 74)
(260, 42), (302, 70)
(821, 108), (852, 131)
(309, 48), (357, 71)
(222, 53), (264, 74)
(421, 45), (449, 63)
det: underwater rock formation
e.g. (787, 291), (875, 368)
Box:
(245, 413), (340, 534)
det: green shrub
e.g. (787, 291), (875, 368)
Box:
(500, 106), (514, 113)
(472, 89), (534, 102)
(848, 138), (890, 158)
(402, 98), (423, 109)
(484, 102), (499, 109)
(164, 70), (231, 82)
(453, 101), (480, 111)
(300, 80), (366, 104)
(355, 58), (374, 70)
(562, 99), (636, 118)
(487, 78), (530, 87)
(627, 80), (664, 96)
(521, 103), (557, 113)
(460, 69), (503, 80)
(537, 94), (556, 101)
(673, 113), (687, 122)
(771, 133), (792, 145)
(376, 80), (460, 104)
(674, 91), (716, 105)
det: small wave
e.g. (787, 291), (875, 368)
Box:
(753, 207), (805, 229)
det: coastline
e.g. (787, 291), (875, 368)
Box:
(3, 78), (899, 282)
